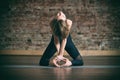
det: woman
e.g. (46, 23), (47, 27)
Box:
(39, 11), (83, 67)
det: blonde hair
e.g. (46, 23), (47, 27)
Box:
(50, 19), (70, 38)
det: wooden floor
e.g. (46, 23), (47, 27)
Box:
(0, 55), (120, 80)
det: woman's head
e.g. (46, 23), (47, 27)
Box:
(56, 11), (66, 21)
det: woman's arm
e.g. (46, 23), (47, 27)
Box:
(57, 19), (72, 58)
(58, 38), (67, 56)
(54, 36), (67, 57)
(54, 37), (72, 67)
(66, 19), (72, 30)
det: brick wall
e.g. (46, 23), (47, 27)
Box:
(0, 0), (120, 50)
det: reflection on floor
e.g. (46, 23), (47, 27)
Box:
(0, 56), (120, 80)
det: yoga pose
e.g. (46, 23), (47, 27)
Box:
(39, 11), (83, 67)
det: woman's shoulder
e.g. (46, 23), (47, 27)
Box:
(66, 19), (72, 26)
(66, 19), (72, 30)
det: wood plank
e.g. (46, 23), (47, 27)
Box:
(0, 50), (120, 56)
(0, 56), (120, 80)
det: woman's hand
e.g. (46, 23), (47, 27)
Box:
(52, 57), (61, 67)
(51, 56), (72, 67)
(56, 55), (65, 61)
(61, 58), (72, 67)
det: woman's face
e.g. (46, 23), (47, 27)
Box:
(56, 11), (66, 21)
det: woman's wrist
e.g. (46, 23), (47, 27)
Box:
(57, 55), (64, 60)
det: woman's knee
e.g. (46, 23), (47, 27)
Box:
(71, 55), (84, 66)
(72, 59), (84, 66)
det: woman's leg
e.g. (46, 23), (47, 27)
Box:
(65, 35), (84, 66)
(39, 36), (57, 66)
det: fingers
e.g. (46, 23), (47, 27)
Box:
(61, 59), (72, 67)
(56, 55), (65, 60)
(53, 58), (61, 67)
(51, 56), (72, 67)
